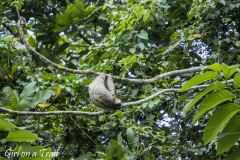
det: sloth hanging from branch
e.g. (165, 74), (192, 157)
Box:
(88, 74), (122, 109)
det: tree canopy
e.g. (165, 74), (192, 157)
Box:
(0, 0), (240, 159)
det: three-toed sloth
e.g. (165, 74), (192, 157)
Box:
(89, 74), (122, 109)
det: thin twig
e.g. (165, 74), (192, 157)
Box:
(79, 32), (92, 45)
(122, 84), (209, 106)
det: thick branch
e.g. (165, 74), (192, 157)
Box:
(16, 14), (204, 84)
(17, 20), (98, 75)
(0, 83), (212, 116)
(0, 107), (105, 116)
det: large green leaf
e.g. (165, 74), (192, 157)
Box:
(180, 71), (219, 92)
(192, 90), (234, 123)
(0, 119), (16, 131)
(117, 134), (135, 159)
(207, 63), (222, 72)
(0, 114), (11, 118)
(183, 81), (225, 114)
(19, 89), (53, 110)
(126, 128), (139, 150)
(105, 140), (126, 160)
(137, 30), (148, 40)
(2, 87), (20, 110)
(6, 129), (38, 142)
(31, 89), (53, 106)
(203, 103), (240, 145)
(222, 64), (238, 79)
(55, 0), (87, 26)
(217, 115), (240, 154)
(19, 81), (37, 99)
(234, 73), (240, 89)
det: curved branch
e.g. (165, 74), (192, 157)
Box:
(112, 66), (203, 83)
(17, 20), (99, 75)
(16, 12), (204, 83)
(122, 84), (208, 106)
(123, 79), (234, 106)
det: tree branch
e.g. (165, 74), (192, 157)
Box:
(113, 66), (203, 83)
(79, 32), (92, 45)
(0, 83), (216, 116)
(16, 10), (205, 84)
(122, 84), (209, 106)
(0, 107), (105, 116)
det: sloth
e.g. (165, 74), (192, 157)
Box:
(88, 74), (122, 109)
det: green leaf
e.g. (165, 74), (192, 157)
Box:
(137, 30), (148, 40)
(217, 115), (240, 154)
(234, 73), (240, 89)
(187, 10), (194, 20)
(143, 10), (150, 22)
(0, 119), (16, 131)
(183, 81), (226, 114)
(76, 152), (93, 160)
(180, 71), (219, 92)
(207, 63), (222, 72)
(7, 129), (38, 142)
(55, 0), (86, 26)
(117, 134), (134, 159)
(105, 140), (126, 160)
(0, 6), (5, 14)
(0, 114), (11, 118)
(19, 89), (53, 110)
(20, 81), (37, 99)
(129, 47), (136, 54)
(188, 34), (203, 41)
(54, 42), (70, 54)
(2, 87), (20, 110)
(126, 128), (139, 150)
(203, 103), (240, 145)
(31, 89), (53, 106)
(222, 63), (238, 79)
(192, 89), (234, 123)
(28, 36), (36, 48)
(10, 65), (17, 77)
(56, 14), (72, 26)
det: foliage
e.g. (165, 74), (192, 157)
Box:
(0, 0), (240, 159)
(182, 63), (240, 155)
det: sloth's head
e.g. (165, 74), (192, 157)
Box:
(113, 98), (122, 108)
